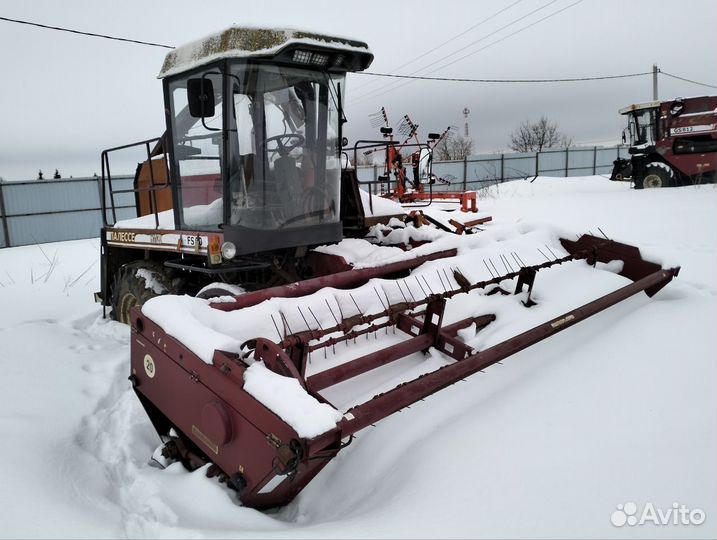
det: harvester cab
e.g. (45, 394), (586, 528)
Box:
(98, 28), (374, 321)
(621, 102), (658, 148)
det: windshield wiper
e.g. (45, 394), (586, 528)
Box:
(323, 71), (347, 125)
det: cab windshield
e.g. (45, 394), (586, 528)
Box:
(628, 108), (657, 146)
(228, 64), (343, 230)
(167, 63), (343, 231)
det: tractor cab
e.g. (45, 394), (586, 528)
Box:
(619, 101), (660, 151)
(157, 27), (373, 255)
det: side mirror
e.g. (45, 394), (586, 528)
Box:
(670, 99), (684, 116)
(419, 147), (432, 179)
(380, 127), (393, 136)
(342, 136), (349, 148)
(187, 78), (215, 118)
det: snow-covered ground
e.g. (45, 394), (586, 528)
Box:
(0, 176), (714, 539)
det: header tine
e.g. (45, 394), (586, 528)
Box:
(396, 281), (409, 303)
(499, 254), (510, 273)
(297, 306), (312, 331)
(442, 268), (453, 289)
(436, 269), (448, 292)
(415, 275), (428, 297)
(307, 306), (324, 330)
(483, 259), (495, 278)
(325, 298), (340, 325)
(537, 247), (551, 262)
(489, 259), (501, 277)
(374, 287), (388, 309)
(270, 314), (283, 341)
(280, 311), (295, 336)
(421, 275), (435, 295)
(349, 293), (363, 315)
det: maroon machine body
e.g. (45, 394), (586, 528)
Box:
(129, 234), (679, 509)
(617, 95), (716, 188)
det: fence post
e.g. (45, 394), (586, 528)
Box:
(0, 181), (10, 248)
(564, 147), (569, 177)
(535, 152), (539, 177)
(373, 164), (377, 194)
(592, 146), (597, 175)
(500, 153), (505, 183)
(462, 156), (467, 191)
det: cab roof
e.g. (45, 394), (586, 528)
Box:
(618, 100), (661, 115)
(158, 26), (373, 79)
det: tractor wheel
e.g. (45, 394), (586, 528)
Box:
(110, 261), (175, 324)
(638, 162), (676, 189)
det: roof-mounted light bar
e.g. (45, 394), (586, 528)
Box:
(292, 49), (329, 66)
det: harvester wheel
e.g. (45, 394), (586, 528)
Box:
(638, 162), (675, 189)
(110, 261), (175, 324)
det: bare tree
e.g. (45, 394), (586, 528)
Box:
(434, 134), (474, 160)
(509, 116), (572, 153)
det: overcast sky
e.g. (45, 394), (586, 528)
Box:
(0, 0), (715, 180)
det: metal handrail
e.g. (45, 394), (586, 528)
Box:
(99, 136), (171, 227)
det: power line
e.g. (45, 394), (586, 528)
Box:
(350, 0), (585, 105)
(355, 71), (653, 83)
(350, 0), (562, 103)
(0, 15), (174, 49)
(351, 0), (525, 93)
(423, 0), (586, 77)
(659, 70), (717, 90)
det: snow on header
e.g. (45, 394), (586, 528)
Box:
(158, 26), (372, 79)
(243, 362), (342, 438)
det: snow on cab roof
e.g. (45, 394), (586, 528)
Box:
(618, 100), (661, 114)
(158, 26), (372, 79)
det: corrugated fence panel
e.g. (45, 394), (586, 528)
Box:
(8, 210), (104, 246)
(4, 179), (100, 215)
(504, 153), (537, 178)
(469, 158), (503, 183)
(567, 148), (596, 177)
(432, 160), (464, 186)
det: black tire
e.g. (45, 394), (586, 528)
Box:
(636, 162), (676, 189)
(110, 261), (175, 324)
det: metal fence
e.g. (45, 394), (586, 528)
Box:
(0, 145), (628, 248)
(0, 175), (135, 248)
(356, 144), (630, 192)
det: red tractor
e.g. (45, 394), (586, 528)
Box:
(97, 28), (381, 323)
(612, 95), (717, 188)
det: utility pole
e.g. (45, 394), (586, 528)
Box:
(653, 63), (658, 100)
(463, 107), (470, 137)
